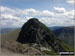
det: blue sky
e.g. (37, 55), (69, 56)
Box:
(0, 0), (75, 27)
(1, 0), (74, 11)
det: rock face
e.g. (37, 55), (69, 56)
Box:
(17, 18), (64, 52)
(17, 18), (54, 44)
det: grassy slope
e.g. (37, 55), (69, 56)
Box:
(1, 29), (20, 44)
(53, 27), (74, 48)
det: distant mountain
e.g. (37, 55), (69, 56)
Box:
(49, 26), (63, 31)
(1, 28), (19, 34)
(53, 27), (74, 48)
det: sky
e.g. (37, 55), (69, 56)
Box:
(0, 0), (75, 27)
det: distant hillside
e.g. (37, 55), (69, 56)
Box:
(1, 28), (19, 34)
(53, 27), (74, 48)
(49, 26), (63, 31)
(1, 29), (20, 44)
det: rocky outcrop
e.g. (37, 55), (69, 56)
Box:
(17, 18), (65, 52)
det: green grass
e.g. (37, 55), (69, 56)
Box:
(61, 42), (74, 52)
(56, 39), (74, 52)
(43, 50), (57, 55)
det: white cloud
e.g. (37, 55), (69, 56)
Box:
(54, 7), (75, 20)
(1, 6), (16, 14)
(66, 0), (75, 5)
(64, 10), (75, 20)
(54, 7), (66, 13)
(22, 8), (40, 16)
(1, 6), (54, 17)
(1, 6), (75, 27)
(40, 10), (54, 17)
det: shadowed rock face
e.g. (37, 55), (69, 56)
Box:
(16, 18), (65, 52)
(17, 18), (55, 44)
